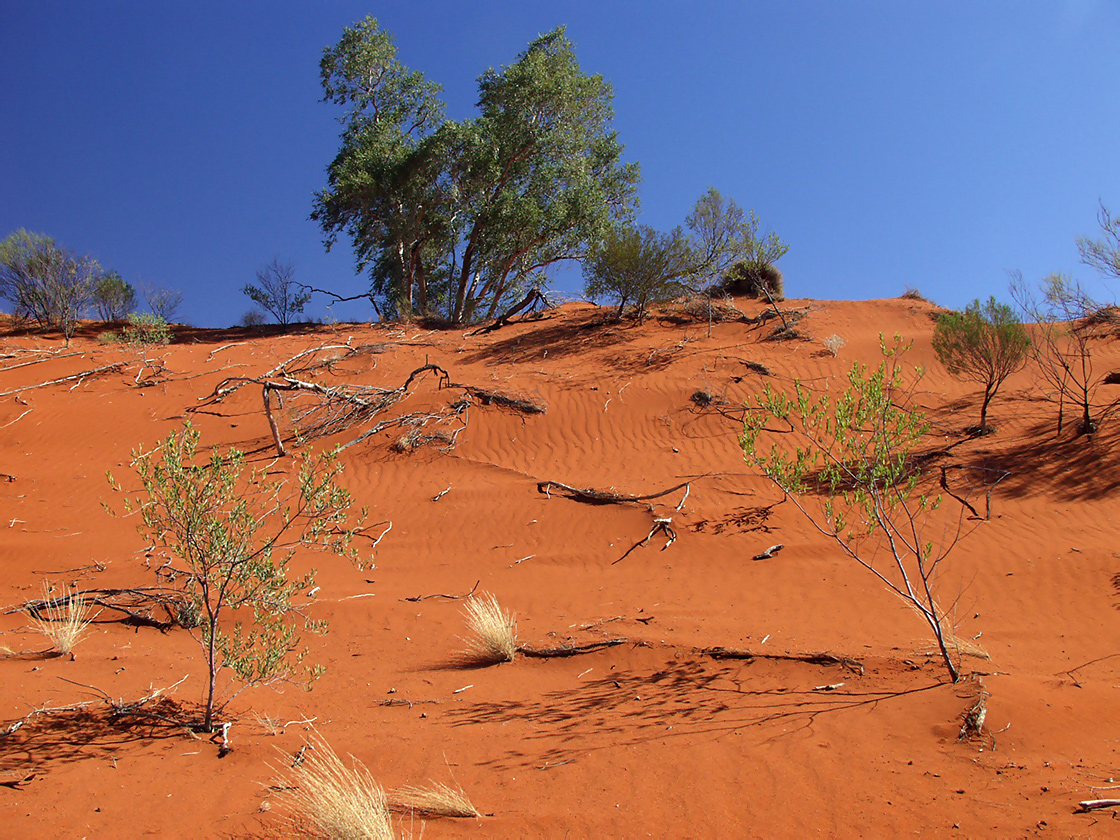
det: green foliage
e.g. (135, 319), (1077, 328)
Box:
(684, 187), (788, 292)
(0, 229), (102, 345)
(742, 335), (967, 683)
(122, 312), (172, 346)
(314, 19), (640, 324)
(583, 225), (692, 321)
(242, 259), (310, 325)
(92, 271), (136, 321)
(108, 424), (364, 731)
(933, 297), (1029, 432)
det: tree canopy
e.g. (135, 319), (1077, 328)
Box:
(932, 297), (1030, 433)
(313, 18), (640, 325)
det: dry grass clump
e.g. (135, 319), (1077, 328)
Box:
(389, 781), (481, 818)
(909, 601), (991, 663)
(462, 592), (517, 664)
(274, 734), (394, 840)
(900, 286), (929, 302)
(30, 583), (91, 655)
(822, 334), (846, 356)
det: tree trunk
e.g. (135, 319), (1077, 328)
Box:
(978, 384), (993, 431)
(204, 619), (218, 731)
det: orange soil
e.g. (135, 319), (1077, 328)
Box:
(1, 298), (1118, 838)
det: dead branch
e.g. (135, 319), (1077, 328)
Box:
(752, 544), (785, 561)
(612, 517), (677, 564)
(263, 384), (286, 457)
(0, 350), (86, 373)
(10, 586), (189, 630)
(449, 383), (545, 414)
(1077, 799), (1120, 812)
(517, 638), (627, 658)
(537, 479), (690, 506)
(376, 698), (444, 708)
(0, 363), (123, 397)
(700, 647), (864, 673)
(401, 580), (480, 603)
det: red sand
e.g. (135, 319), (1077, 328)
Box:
(1, 298), (1118, 837)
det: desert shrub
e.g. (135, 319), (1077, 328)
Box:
(742, 335), (992, 683)
(900, 286), (928, 302)
(240, 308), (267, 328)
(142, 284), (182, 322)
(108, 423), (364, 731)
(719, 259), (784, 300)
(461, 592), (517, 664)
(243, 258), (310, 325)
(92, 271), (136, 321)
(122, 312), (172, 346)
(0, 229), (101, 345)
(822, 334), (846, 356)
(29, 583), (92, 655)
(933, 297), (1030, 433)
(583, 225), (692, 321)
(1011, 271), (1120, 435)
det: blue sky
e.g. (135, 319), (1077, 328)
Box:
(2, 1), (1118, 327)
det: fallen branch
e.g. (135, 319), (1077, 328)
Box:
(517, 638), (627, 658)
(1077, 799), (1120, 813)
(613, 517), (677, 564)
(538, 479), (690, 506)
(0, 363), (123, 397)
(700, 647), (864, 674)
(9, 586), (189, 630)
(450, 383), (545, 414)
(401, 580), (480, 603)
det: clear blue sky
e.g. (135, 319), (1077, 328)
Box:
(2, 1), (1118, 327)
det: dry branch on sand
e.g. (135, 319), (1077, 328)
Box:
(537, 479), (690, 506)
(517, 638), (627, 658)
(0, 362), (123, 397)
(10, 585), (193, 631)
(197, 347), (544, 455)
(273, 733), (394, 840)
(700, 647), (865, 674)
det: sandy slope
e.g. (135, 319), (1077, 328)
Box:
(1, 298), (1118, 838)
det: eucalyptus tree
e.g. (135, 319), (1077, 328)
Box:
(314, 19), (640, 324)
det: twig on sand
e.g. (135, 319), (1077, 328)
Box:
(0, 363), (123, 397)
(517, 638), (627, 658)
(538, 479), (690, 506)
(700, 646), (865, 674)
(401, 580), (480, 603)
(612, 518), (677, 564)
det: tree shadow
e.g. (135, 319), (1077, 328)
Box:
(442, 653), (942, 771)
(961, 419), (1120, 502)
(0, 698), (191, 775)
(461, 311), (635, 365)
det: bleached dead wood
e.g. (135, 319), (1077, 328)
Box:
(1077, 799), (1120, 812)
(0, 363), (123, 397)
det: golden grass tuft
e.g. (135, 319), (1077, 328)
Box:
(462, 592), (517, 664)
(908, 600), (991, 662)
(274, 733), (395, 840)
(389, 781), (481, 819)
(30, 583), (91, 655)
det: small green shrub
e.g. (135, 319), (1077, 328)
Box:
(123, 313), (171, 346)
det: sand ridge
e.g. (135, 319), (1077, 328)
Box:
(1, 297), (1118, 837)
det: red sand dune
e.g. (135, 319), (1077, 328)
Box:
(1, 297), (1118, 837)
